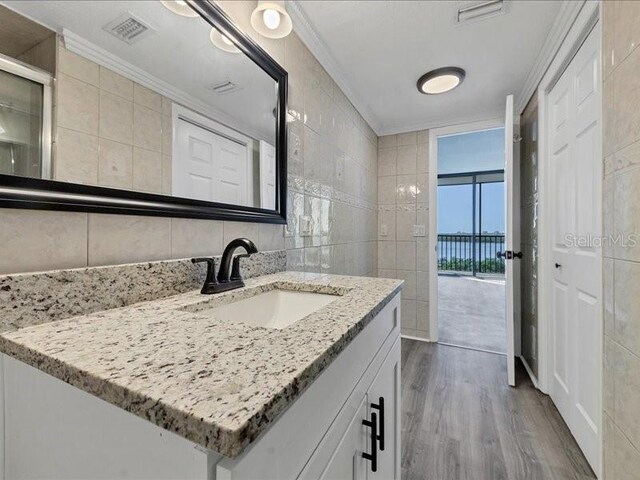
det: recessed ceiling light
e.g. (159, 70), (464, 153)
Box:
(160, 0), (199, 18)
(250, 1), (292, 39)
(210, 27), (241, 54)
(417, 67), (466, 95)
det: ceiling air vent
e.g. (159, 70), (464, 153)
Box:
(208, 81), (242, 95)
(103, 13), (155, 45)
(455, 0), (507, 26)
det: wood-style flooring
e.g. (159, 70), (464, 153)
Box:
(401, 339), (596, 480)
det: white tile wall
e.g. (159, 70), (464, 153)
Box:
(377, 131), (430, 340)
(603, 1), (640, 475)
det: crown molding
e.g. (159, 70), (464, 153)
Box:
(377, 110), (504, 137)
(514, 0), (585, 115)
(286, 0), (383, 135)
(61, 29), (268, 142)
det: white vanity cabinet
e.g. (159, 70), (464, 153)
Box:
(296, 338), (400, 480)
(0, 292), (401, 480)
(218, 294), (401, 480)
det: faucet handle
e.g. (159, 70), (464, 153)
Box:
(191, 257), (218, 286)
(230, 254), (250, 281)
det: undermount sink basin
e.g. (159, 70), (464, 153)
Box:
(196, 289), (339, 330)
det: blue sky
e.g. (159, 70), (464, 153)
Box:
(438, 183), (505, 234)
(437, 128), (505, 234)
(438, 128), (505, 174)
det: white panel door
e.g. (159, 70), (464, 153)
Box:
(216, 135), (249, 206)
(259, 140), (276, 210)
(174, 118), (249, 205)
(549, 62), (573, 424)
(547, 25), (601, 474)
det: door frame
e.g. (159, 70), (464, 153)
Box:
(428, 117), (506, 343)
(259, 140), (276, 210)
(536, 1), (602, 474)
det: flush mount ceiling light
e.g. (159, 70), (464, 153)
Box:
(210, 28), (241, 54)
(160, 0), (199, 18)
(417, 67), (466, 95)
(250, 1), (292, 39)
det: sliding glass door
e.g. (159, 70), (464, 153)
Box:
(437, 171), (505, 275)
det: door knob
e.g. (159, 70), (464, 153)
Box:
(555, 263), (562, 269)
(497, 250), (522, 260)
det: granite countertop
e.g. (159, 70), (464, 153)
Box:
(0, 272), (402, 458)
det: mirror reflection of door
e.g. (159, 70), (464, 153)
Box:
(174, 115), (251, 206)
(173, 105), (277, 208)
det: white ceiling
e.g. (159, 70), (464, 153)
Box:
(290, 0), (566, 135)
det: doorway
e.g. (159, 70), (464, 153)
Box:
(431, 125), (507, 354)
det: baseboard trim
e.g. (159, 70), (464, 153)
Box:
(401, 334), (433, 343)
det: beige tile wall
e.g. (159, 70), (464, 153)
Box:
(218, 2), (378, 278)
(602, 1), (640, 477)
(54, 40), (170, 195)
(376, 131), (430, 340)
(0, 1), (377, 277)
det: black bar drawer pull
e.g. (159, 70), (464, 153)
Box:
(362, 411), (378, 472)
(371, 397), (385, 451)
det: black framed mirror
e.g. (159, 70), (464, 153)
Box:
(0, 0), (287, 224)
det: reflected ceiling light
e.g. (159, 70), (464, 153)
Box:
(250, 1), (292, 39)
(160, 0), (199, 18)
(263, 9), (281, 30)
(210, 28), (241, 54)
(417, 67), (466, 95)
(272, 107), (296, 123)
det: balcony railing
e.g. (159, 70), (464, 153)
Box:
(437, 233), (505, 275)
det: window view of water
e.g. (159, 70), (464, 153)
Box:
(437, 129), (505, 275)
